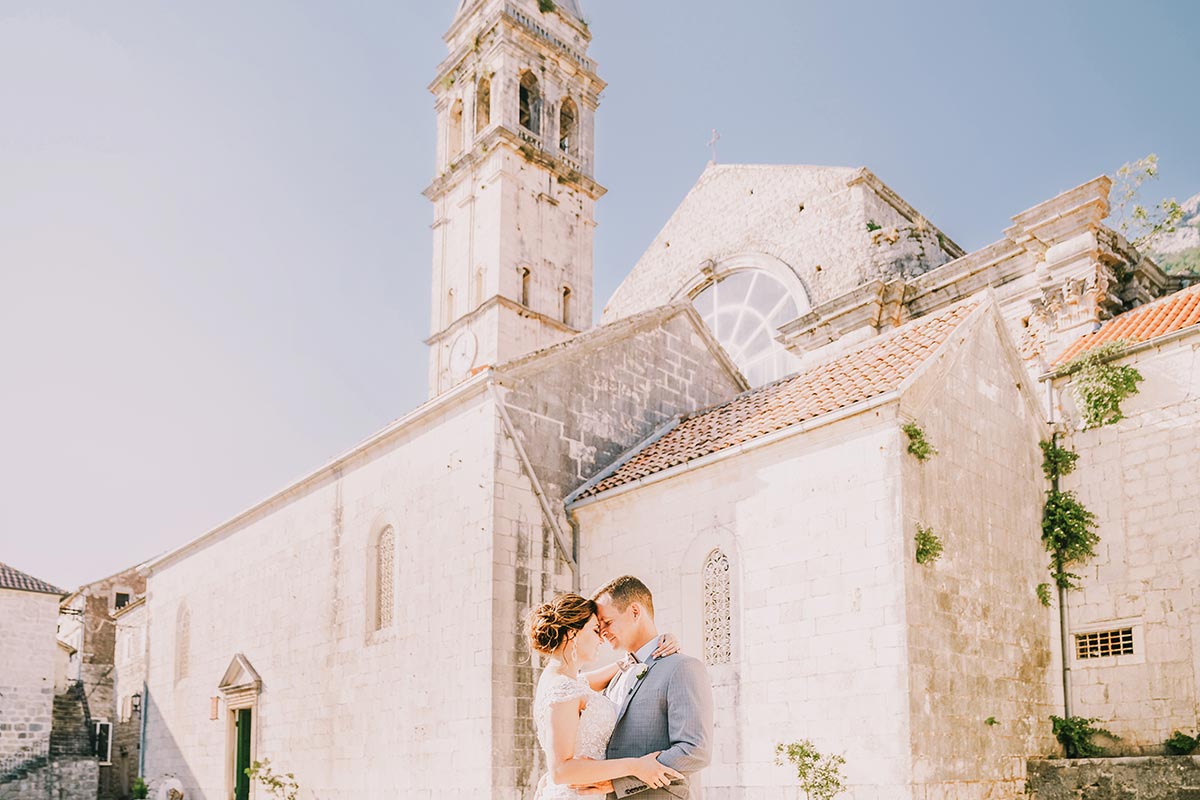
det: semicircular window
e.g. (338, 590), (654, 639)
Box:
(691, 270), (804, 386)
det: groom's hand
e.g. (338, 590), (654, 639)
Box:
(570, 780), (614, 795)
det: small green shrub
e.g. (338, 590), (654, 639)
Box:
(1036, 583), (1052, 607)
(902, 422), (937, 461)
(1050, 715), (1119, 758)
(1064, 342), (1144, 429)
(775, 740), (846, 800)
(985, 716), (999, 726)
(914, 525), (944, 565)
(131, 777), (149, 800)
(537, 0), (556, 11)
(1165, 730), (1199, 755)
(1039, 439), (1079, 481)
(245, 759), (302, 800)
(865, 220), (882, 232)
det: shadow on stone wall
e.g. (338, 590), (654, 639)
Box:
(140, 693), (203, 800)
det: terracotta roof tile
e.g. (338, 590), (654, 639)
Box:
(576, 302), (978, 499)
(0, 561), (65, 595)
(1054, 284), (1200, 365)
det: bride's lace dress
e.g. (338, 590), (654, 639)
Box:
(533, 672), (618, 800)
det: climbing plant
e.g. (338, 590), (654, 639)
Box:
(1051, 715), (1119, 758)
(1039, 437), (1099, 591)
(902, 422), (937, 461)
(1039, 438), (1079, 481)
(1063, 342), (1144, 429)
(914, 525), (944, 565)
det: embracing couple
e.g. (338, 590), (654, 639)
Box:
(528, 575), (714, 799)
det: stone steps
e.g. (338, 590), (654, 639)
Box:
(50, 690), (92, 757)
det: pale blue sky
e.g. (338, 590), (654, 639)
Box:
(2, 2), (1197, 589)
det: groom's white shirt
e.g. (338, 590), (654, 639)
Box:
(608, 636), (659, 705)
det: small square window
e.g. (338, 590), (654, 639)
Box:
(115, 593), (130, 609)
(1075, 628), (1134, 659)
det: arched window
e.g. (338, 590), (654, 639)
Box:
(518, 266), (531, 307)
(475, 77), (491, 134)
(702, 549), (732, 665)
(448, 98), (464, 161)
(375, 527), (395, 631)
(559, 97), (577, 154)
(561, 285), (572, 327)
(518, 71), (541, 136)
(691, 269), (804, 387)
(175, 604), (190, 682)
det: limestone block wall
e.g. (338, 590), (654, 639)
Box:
(113, 601), (146, 797)
(898, 309), (1054, 799)
(0, 588), (60, 761)
(143, 388), (498, 799)
(602, 164), (957, 323)
(574, 414), (913, 800)
(491, 310), (742, 797)
(1057, 336), (1200, 751)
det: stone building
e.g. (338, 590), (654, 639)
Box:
(58, 566), (147, 799)
(112, 596), (147, 798)
(133, 1), (1196, 799)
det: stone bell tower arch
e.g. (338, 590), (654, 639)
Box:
(424, 0), (605, 396)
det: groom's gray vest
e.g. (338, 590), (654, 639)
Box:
(604, 652), (714, 799)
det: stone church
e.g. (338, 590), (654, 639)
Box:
(136, 1), (1199, 799)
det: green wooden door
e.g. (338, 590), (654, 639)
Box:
(234, 709), (252, 800)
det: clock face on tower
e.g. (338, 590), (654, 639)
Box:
(449, 331), (477, 376)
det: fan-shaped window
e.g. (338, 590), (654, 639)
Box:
(559, 97), (577, 154)
(519, 71), (541, 136)
(475, 77), (491, 134)
(691, 269), (803, 386)
(702, 550), (732, 665)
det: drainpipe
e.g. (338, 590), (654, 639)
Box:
(566, 508), (581, 594)
(1045, 378), (1073, 719)
(138, 682), (148, 777)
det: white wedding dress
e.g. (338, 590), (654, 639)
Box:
(533, 672), (619, 800)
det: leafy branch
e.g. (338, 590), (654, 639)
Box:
(1110, 153), (1185, 249)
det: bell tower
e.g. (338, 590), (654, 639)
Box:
(424, 0), (605, 396)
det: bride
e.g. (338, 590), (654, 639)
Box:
(528, 593), (685, 799)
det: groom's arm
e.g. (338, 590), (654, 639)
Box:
(610, 658), (714, 798)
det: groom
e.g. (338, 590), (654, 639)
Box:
(583, 575), (713, 799)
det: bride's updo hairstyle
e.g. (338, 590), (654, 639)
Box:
(527, 593), (596, 656)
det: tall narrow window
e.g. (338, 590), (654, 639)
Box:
(448, 99), (464, 161)
(518, 267), (531, 307)
(519, 71), (541, 136)
(376, 527), (395, 630)
(175, 605), (190, 682)
(561, 286), (572, 327)
(702, 550), (732, 665)
(559, 97), (577, 154)
(474, 267), (486, 307)
(475, 77), (491, 134)
(445, 288), (456, 327)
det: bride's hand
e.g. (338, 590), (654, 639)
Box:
(631, 752), (684, 790)
(651, 632), (680, 659)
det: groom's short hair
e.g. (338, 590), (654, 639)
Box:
(592, 575), (655, 618)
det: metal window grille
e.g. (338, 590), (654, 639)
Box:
(377, 527), (395, 630)
(703, 549), (732, 665)
(1075, 627), (1134, 659)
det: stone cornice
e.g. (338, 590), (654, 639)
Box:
(423, 127), (606, 200)
(777, 279), (908, 353)
(426, 294), (578, 347)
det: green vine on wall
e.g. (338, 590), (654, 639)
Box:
(1063, 342), (1144, 429)
(1051, 715), (1119, 758)
(1039, 437), (1099, 591)
(914, 525), (944, 565)
(902, 422), (937, 461)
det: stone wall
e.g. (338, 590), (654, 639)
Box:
(112, 601), (146, 798)
(1055, 334), (1200, 751)
(0, 587), (60, 762)
(1027, 756), (1200, 800)
(574, 411), (913, 800)
(143, 387), (499, 799)
(899, 307), (1055, 799)
(1, 755), (99, 800)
